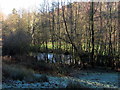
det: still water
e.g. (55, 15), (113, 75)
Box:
(36, 53), (77, 64)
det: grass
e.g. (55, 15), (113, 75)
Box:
(30, 42), (72, 53)
(3, 64), (34, 81)
(66, 81), (86, 88)
(46, 42), (72, 50)
(2, 63), (49, 83)
(39, 75), (49, 82)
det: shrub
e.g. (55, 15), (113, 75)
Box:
(3, 30), (32, 56)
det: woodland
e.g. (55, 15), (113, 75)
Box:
(1, 1), (120, 89)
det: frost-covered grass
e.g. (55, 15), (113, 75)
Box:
(3, 71), (119, 89)
(68, 70), (119, 88)
(2, 70), (119, 89)
(2, 64), (49, 83)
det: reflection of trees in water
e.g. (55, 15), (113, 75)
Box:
(37, 53), (73, 64)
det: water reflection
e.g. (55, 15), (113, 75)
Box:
(36, 53), (73, 64)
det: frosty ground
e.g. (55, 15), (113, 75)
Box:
(2, 69), (119, 89)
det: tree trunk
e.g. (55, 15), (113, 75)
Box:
(90, 2), (95, 68)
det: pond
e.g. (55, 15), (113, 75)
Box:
(35, 53), (81, 65)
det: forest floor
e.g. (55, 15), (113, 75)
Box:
(2, 69), (119, 89)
